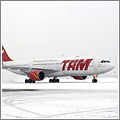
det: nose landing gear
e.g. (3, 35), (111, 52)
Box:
(92, 74), (98, 83)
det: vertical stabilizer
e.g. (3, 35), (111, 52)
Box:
(2, 45), (13, 62)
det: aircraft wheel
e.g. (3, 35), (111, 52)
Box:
(56, 79), (59, 83)
(25, 79), (28, 83)
(49, 79), (53, 83)
(29, 79), (32, 83)
(53, 79), (56, 83)
(33, 80), (35, 83)
(92, 79), (97, 83)
(49, 78), (59, 83)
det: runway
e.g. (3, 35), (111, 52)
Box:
(2, 78), (119, 119)
(1, 70), (119, 119)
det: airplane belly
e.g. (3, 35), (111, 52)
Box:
(46, 68), (95, 77)
(45, 71), (66, 77)
(63, 70), (90, 76)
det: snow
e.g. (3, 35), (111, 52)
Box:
(1, 69), (119, 119)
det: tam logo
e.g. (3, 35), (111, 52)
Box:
(62, 59), (93, 71)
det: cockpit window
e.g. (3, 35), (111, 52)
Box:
(101, 60), (110, 63)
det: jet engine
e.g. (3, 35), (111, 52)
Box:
(72, 76), (87, 80)
(29, 70), (45, 81)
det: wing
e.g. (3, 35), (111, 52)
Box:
(2, 65), (59, 75)
(31, 67), (59, 74)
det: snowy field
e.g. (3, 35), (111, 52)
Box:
(2, 70), (119, 119)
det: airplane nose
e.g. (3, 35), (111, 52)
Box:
(110, 63), (115, 70)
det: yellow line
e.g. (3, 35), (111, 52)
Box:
(31, 73), (38, 79)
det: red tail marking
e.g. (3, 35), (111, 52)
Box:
(2, 46), (13, 62)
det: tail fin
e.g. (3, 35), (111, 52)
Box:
(2, 45), (13, 62)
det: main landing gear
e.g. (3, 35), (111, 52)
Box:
(49, 77), (59, 83)
(92, 74), (98, 83)
(25, 79), (35, 83)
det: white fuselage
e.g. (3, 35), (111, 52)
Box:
(2, 57), (115, 78)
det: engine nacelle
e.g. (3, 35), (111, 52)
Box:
(72, 76), (87, 80)
(29, 70), (45, 81)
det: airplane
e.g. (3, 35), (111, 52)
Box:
(2, 45), (115, 83)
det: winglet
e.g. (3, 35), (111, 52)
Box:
(2, 45), (13, 62)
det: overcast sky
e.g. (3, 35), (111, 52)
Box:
(1, 1), (119, 64)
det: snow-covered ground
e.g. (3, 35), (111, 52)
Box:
(1, 70), (119, 119)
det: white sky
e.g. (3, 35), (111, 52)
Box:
(1, 1), (119, 65)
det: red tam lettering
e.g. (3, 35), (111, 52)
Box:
(67, 60), (79, 70)
(84, 59), (93, 70)
(76, 59), (93, 70)
(62, 60), (70, 71)
(76, 59), (84, 70)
